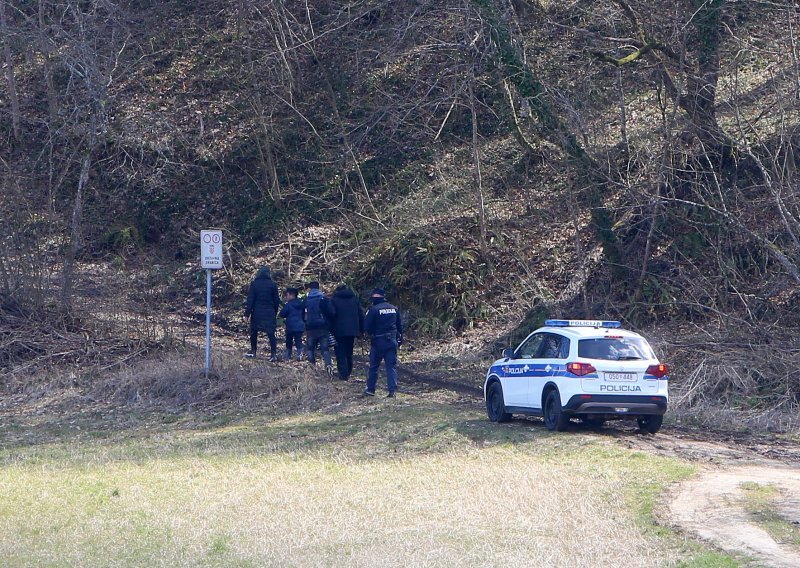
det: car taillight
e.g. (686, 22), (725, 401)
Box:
(566, 362), (596, 376)
(646, 364), (669, 378)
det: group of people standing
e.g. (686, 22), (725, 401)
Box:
(243, 266), (403, 397)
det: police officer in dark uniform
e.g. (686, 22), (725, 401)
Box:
(363, 288), (403, 397)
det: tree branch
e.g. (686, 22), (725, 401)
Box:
(591, 43), (655, 67)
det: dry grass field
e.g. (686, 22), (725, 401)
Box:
(0, 371), (739, 568)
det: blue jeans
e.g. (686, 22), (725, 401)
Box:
(306, 329), (332, 366)
(367, 337), (398, 393)
(285, 331), (303, 359)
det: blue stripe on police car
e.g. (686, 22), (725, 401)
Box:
(492, 363), (570, 378)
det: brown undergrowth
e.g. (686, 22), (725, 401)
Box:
(0, 350), (348, 431)
(0, 309), (154, 390)
(94, 350), (345, 414)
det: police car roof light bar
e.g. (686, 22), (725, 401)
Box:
(545, 319), (621, 328)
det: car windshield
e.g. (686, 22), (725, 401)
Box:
(578, 337), (655, 361)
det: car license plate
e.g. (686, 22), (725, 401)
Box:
(605, 372), (636, 382)
(615, 407), (629, 413)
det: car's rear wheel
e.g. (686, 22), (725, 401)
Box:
(486, 383), (511, 423)
(543, 390), (569, 432)
(637, 415), (663, 434)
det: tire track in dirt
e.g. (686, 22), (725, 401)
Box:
(396, 364), (484, 397)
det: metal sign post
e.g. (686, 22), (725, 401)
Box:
(205, 268), (212, 372)
(200, 230), (224, 375)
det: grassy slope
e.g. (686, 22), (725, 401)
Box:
(0, 386), (737, 567)
(7, 1), (800, 375)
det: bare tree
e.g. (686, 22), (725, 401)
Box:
(38, 0), (58, 130)
(467, 76), (489, 260)
(238, 0), (295, 209)
(0, 0), (21, 140)
(591, 0), (731, 163)
(60, 0), (128, 307)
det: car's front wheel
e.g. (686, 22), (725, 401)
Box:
(543, 390), (570, 432)
(486, 383), (512, 423)
(637, 415), (663, 434)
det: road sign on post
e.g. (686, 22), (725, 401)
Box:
(201, 230), (224, 269)
(200, 230), (223, 375)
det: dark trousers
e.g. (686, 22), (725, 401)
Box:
(250, 325), (277, 357)
(367, 336), (398, 394)
(306, 329), (332, 366)
(334, 335), (356, 380)
(285, 331), (303, 359)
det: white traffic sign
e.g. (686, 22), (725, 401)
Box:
(200, 229), (223, 375)
(200, 230), (223, 269)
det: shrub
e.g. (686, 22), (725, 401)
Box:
(354, 230), (490, 335)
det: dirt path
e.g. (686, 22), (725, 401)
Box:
(604, 428), (800, 566)
(666, 465), (800, 567)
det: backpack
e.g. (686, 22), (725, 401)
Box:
(305, 296), (326, 329)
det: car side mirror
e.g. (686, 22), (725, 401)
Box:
(502, 348), (516, 360)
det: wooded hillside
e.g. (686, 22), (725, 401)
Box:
(3, 0), (800, 411)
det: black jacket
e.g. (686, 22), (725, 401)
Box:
(364, 300), (403, 341)
(329, 287), (364, 337)
(245, 271), (280, 332)
(303, 289), (335, 331)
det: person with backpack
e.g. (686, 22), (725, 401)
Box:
(329, 283), (364, 381)
(304, 281), (335, 376)
(363, 288), (403, 397)
(279, 287), (304, 361)
(244, 266), (281, 361)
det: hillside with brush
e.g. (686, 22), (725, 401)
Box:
(2, 0), (800, 418)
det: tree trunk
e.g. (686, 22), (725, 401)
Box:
(256, 109), (283, 208)
(685, 0), (728, 160)
(595, 0), (730, 166)
(0, 0), (21, 140)
(319, 60), (381, 223)
(62, 124), (96, 308)
(468, 79), (489, 260)
(61, 151), (90, 307)
(248, 80), (284, 208)
(39, 0), (58, 128)
(617, 69), (629, 153)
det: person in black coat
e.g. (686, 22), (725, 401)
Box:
(244, 266), (281, 360)
(329, 284), (364, 380)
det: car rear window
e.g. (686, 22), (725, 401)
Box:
(578, 337), (655, 361)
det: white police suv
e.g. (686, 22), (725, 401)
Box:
(484, 320), (668, 433)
